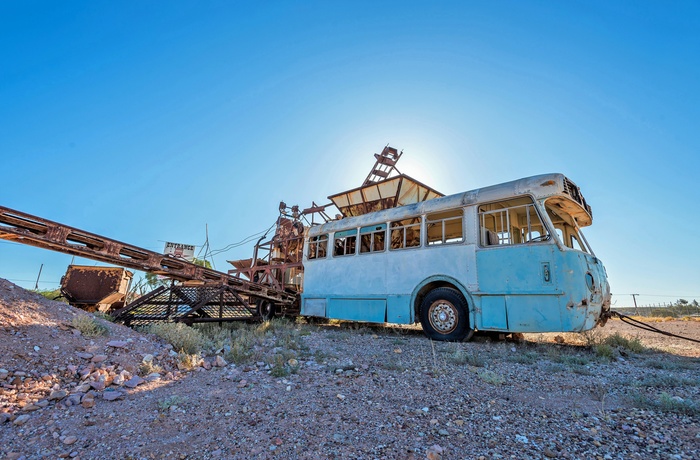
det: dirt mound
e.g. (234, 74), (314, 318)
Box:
(0, 278), (72, 328)
(0, 278), (177, 420)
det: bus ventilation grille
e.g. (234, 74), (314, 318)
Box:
(563, 178), (593, 217)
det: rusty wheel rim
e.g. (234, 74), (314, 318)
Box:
(428, 300), (458, 334)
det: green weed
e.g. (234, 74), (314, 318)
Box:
(632, 392), (700, 416)
(477, 369), (505, 385)
(72, 315), (109, 337)
(146, 322), (204, 354)
(158, 395), (188, 412)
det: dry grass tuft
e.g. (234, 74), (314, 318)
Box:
(72, 315), (109, 337)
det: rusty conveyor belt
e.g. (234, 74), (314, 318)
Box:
(0, 205), (297, 308)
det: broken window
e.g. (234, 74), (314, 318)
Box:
(390, 217), (421, 250)
(545, 198), (589, 253)
(478, 197), (549, 247)
(426, 209), (464, 246)
(360, 224), (386, 254)
(307, 234), (328, 260)
(333, 229), (357, 256)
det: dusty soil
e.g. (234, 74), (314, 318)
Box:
(1, 278), (698, 460)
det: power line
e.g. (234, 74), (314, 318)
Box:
(617, 293), (700, 298)
(3, 278), (60, 284)
(208, 222), (277, 257)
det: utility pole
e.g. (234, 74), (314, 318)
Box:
(631, 294), (639, 315)
(34, 263), (44, 290)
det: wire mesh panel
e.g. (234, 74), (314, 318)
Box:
(112, 284), (258, 326)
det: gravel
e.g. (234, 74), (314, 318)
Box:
(1, 277), (698, 459)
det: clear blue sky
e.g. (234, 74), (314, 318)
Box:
(1, 1), (698, 308)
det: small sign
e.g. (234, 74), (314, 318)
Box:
(163, 242), (195, 261)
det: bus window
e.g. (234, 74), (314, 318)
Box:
(360, 224), (386, 253)
(479, 197), (549, 247)
(334, 229), (357, 256)
(427, 209), (463, 246)
(545, 197), (589, 253)
(308, 234), (328, 259)
(390, 217), (421, 249)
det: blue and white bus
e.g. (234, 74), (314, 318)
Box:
(300, 173), (611, 341)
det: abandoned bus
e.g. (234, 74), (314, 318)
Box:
(300, 173), (611, 341)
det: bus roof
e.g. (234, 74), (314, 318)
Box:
(311, 173), (592, 235)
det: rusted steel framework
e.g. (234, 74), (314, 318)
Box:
(0, 206), (297, 309)
(111, 284), (261, 326)
(228, 208), (305, 294)
(363, 146), (403, 185)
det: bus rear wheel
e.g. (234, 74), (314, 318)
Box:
(419, 287), (473, 341)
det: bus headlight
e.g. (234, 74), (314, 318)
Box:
(585, 272), (595, 291)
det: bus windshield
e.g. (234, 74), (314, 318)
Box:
(544, 197), (589, 253)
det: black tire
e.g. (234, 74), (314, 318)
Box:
(256, 299), (275, 321)
(419, 287), (473, 341)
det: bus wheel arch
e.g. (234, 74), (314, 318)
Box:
(412, 277), (475, 341)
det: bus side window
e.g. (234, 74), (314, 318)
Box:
(334, 229), (357, 256)
(390, 218), (421, 249)
(427, 209), (464, 245)
(360, 224), (386, 254)
(308, 234), (328, 259)
(478, 197), (548, 247)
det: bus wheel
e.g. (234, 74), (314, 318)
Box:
(419, 288), (473, 341)
(256, 299), (275, 321)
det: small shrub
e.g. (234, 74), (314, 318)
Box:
(571, 365), (593, 376)
(225, 341), (252, 364)
(541, 363), (566, 374)
(603, 333), (645, 353)
(269, 355), (299, 377)
(477, 369), (505, 385)
(146, 322), (205, 354)
(93, 311), (114, 322)
(594, 344), (614, 360)
(507, 350), (539, 365)
(581, 329), (604, 347)
(644, 358), (696, 371)
(158, 395), (187, 412)
(177, 352), (201, 370)
(72, 315), (109, 337)
(139, 360), (163, 376)
(545, 347), (562, 361)
(447, 349), (485, 367)
(632, 392), (700, 416)
(380, 360), (406, 372)
(633, 375), (698, 388)
(560, 354), (591, 366)
(313, 349), (333, 362)
(269, 363), (289, 378)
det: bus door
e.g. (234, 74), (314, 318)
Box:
(475, 197), (561, 332)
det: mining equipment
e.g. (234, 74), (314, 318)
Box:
(0, 146), (423, 326)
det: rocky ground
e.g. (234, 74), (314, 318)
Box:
(1, 277), (699, 460)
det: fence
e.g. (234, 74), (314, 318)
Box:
(612, 302), (700, 318)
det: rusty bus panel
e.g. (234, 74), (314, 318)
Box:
(60, 265), (133, 312)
